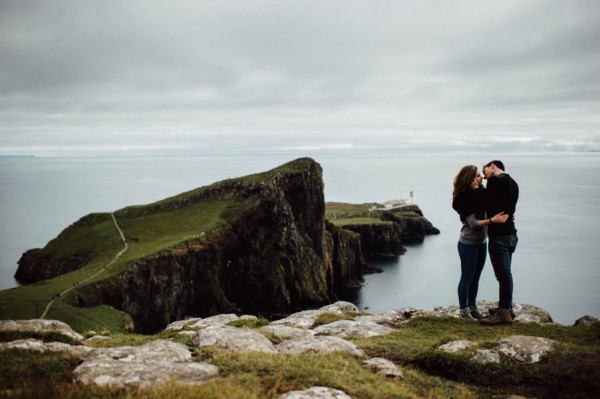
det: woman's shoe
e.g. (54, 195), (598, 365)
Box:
(459, 307), (475, 320)
(469, 305), (484, 320)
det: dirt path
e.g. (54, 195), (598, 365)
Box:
(40, 213), (128, 319)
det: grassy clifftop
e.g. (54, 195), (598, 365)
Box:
(1, 158), (336, 333)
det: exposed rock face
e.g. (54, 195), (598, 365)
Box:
(340, 223), (406, 257)
(325, 221), (366, 288)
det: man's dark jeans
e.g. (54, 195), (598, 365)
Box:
(488, 234), (518, 309)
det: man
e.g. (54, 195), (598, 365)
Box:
(480, 160), (519, 325)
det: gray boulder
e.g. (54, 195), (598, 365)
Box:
(0, 338), (92, 356)
(313, 319), (396, 338)
(272, 301), (359, 329)
(279, 386), (351, 399)
(362, 357), (404, 379)
(0, 319), (84, 342)
(496, 335), (554, 363)
(260, 325), (315, 341)
(471, 349), (501, 365)
(276, 335), (364, 357)
(193, 325), (277, 353)
(438, 340), (478, 353)
(73, 339), (218, 388)
(574, 315), (599, 327)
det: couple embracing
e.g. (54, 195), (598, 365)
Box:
(452, 160), (519, 325)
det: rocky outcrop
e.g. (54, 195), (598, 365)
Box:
(0, 301), (585, 392)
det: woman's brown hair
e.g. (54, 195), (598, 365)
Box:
(452, 165), (478, 199)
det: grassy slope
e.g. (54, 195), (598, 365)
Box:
(1, 316), (598, 399)
(0, 199), (244, 332)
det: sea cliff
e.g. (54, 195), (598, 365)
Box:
(10, 158), (437, 333)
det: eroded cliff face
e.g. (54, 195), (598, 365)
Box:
(68, 159), (363, 333)
(341, 223), (407, 257)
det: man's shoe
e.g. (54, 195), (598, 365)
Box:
(469, 305), (484, 320)
(488, 307), (516, 319)
(480, 308), (513, 325)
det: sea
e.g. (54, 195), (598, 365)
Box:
(1, 152), (599, 325)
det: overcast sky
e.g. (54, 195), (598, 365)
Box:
(1, 0), (599, 156)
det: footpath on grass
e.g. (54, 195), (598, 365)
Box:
(40, 213), (128, 319)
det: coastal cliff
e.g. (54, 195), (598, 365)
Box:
(13, 158), (366, 333)
(325, 203), (440, 258)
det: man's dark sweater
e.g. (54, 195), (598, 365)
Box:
(486, 173), (519, 237)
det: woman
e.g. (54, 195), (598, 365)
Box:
(452, 165), (508, 319)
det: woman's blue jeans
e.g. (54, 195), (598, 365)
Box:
(488, 234), (518, 309)
(457, 241), (487, 309)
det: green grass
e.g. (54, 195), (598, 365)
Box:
(353, 316), (600, 398)
(0, 199), (246, 332)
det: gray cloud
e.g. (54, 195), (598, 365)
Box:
(1, 0), (599, 156)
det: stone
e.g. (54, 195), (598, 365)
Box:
(279, 386), (351, 399)
(312, 319), (396, 338)
(574, 315), (599, 327)
(84, 335), (111, 342)
(189, 314), (240, 329)
(276, 336), (365, 357)
(193, 325), (277, 353)
(438, 340), (478, 353)
(73, 339), (218, 388)
(240, 315), (259, 321)
(271, 301), (359, 329)
(260, 325), (315, 341)
(362, 357), (403, 379)
(471, 349), (501, 364)
(318, 301), (359, 314)
(271, 310), (321, 329)
(164, 318), (201, 332)
(0, 319), (84, 342)
(496, 335), (554, 363)
(0, 338), (93, 356)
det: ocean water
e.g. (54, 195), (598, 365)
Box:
(1, 153), (599, 325)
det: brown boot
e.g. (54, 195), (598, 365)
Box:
(480, 308), (513, 325)
(488, 307), (516, 319)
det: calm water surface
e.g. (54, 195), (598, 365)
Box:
(1, 153), (598, 324)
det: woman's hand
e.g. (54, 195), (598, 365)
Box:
(491, 212), (509, 224)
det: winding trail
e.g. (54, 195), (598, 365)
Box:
(40, 213), (128, 319)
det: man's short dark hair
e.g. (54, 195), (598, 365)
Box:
(484, 160), (505, 171)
